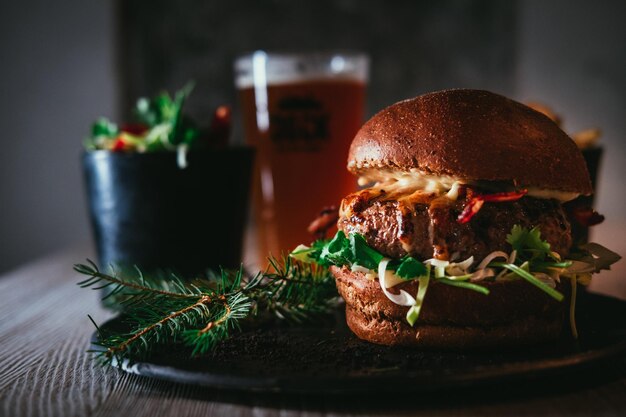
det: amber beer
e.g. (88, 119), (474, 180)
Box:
(236, 52), (369, 267)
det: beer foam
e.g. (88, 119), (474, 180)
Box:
(234, 51), (369, 89)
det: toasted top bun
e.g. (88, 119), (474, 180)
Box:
(348, 89), (592, 195)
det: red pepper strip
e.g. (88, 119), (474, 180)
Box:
(457, 198), (484, 224)
(111, 136), (126, 152)
(571, 206), (605, 227)
(481, 189), (528, 202)
(210, 105), (231, 147)
(457, 189), (528, 224)
(120, 123), (148, 135)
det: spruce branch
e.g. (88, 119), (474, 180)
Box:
(181, 292), (252, 356)
(76, 255), (338, 365)
(76, 260), (204, 301)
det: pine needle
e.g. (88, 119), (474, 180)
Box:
(75, 255), (338, 365)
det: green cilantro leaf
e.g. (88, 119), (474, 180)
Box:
(394, 256), (427, 279)
(506, 225), (554, 261)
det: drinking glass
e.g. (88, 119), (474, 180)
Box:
(235, 51), (369, 267)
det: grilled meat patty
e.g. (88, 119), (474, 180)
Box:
(338, 191), (572, 261)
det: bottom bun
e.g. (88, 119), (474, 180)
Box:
(331, 266), (570, 349)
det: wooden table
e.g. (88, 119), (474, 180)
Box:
(2, 250), (626, 417)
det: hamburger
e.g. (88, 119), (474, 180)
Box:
(292, 89), (620, 349)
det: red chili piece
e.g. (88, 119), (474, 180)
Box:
(481, 189), (529, 202)
(457, 198), (485, 224)
(210, 105), (231, 147)
(457, 189), (528, 224)
(308, 206), (339, 239)
(111, 136), (126, 152)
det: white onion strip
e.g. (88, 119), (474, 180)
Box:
(470, 268), (496, 282)
(446, 256), (474, 276)
(476, 251), (508, 271)
(455, 256), (474, 271)
(378, 258), (416, 307)
(351, 264), (371, 274)
(425, 259), (449, 268)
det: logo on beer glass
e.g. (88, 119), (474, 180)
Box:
(270, 95), (330, 151)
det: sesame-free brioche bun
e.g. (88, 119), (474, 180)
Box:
(332, 266), (570, 349)
(348, 89), (592, 195)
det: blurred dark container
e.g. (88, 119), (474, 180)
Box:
(583, 147), (603, 193)
(83, 149), (253, 275)
(568, 146), (603, 245)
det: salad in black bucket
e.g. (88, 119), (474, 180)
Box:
(82, 83), (253, 277)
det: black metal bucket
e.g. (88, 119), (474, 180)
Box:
(82, 148), (253, 276)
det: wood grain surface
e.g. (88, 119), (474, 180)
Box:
(1, 250), (626, 417)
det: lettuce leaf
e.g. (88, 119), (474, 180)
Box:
(349, 233), (384, 269)
(319, 231), (352, 267)
(290, 231), (426, 280)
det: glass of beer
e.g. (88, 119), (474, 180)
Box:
(235, 51), (369, 267)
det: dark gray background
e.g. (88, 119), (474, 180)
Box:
(1, 0), (625, 296)
(117, 0), (516, 123)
